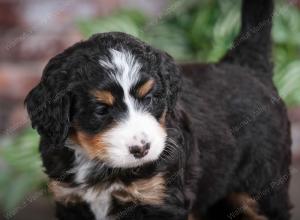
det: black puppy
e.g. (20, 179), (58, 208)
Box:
(25, 0), (292, 219)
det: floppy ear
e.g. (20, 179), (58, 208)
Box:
(158, 51), (181, 111)
(25, 64), (71, 145)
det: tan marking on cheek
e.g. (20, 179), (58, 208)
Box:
(71, 130), (108, 160)
(159, 109), (167, 128)
(112, 174), (166, 205)
(137, 79), (155, 98)
(227, 193), (267, 220)
(93, 90), (115, 106)
(49, 181), (82, 204)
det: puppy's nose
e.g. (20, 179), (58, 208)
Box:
(129, 143), (150, 159)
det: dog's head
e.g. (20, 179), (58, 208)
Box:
(25, 32), (181, 168)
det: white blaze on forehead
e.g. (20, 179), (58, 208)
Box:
(99, 48), (142, 112)
(99, 49), (141, 90)
(98, 49), (166, 168)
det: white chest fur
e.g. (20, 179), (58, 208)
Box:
(50, 181), (122, 220)
(60, 141), (166, 219)
(56, 142), (123, 220)
(83, 184), (122, 220)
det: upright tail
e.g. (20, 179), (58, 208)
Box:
(222, 0), (274, 79)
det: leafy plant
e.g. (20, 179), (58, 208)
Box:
(273, 1), (300, 105)
(0, 128), (46, 212)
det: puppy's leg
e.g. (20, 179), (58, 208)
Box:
(258, 187), (292, 220)
(206, 193), (267, 220)
(226, 193), (267, 220)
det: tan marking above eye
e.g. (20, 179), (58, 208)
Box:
(93, 90), (115, 106)
(137, 79), (155, 98)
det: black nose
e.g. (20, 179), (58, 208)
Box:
(129, 143), (150, 159)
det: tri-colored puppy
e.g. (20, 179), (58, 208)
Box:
(25, 0), (292, 219)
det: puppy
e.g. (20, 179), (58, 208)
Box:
(25, 0), (292, 219)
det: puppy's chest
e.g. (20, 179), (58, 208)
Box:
(50, 181), (117, 219)
(84, 184), (121, 220)
(50, 174), (166, 220)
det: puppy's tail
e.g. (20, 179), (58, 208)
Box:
(222, 0), (274, 79)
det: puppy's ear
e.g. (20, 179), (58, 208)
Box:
(25, 61), (71, 145)
(158, 52), (181, 111)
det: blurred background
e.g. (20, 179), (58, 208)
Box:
(0, 0), (299, 219)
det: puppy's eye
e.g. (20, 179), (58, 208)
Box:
(95, 104), (109, 116)
(142, 93), (153, 105)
